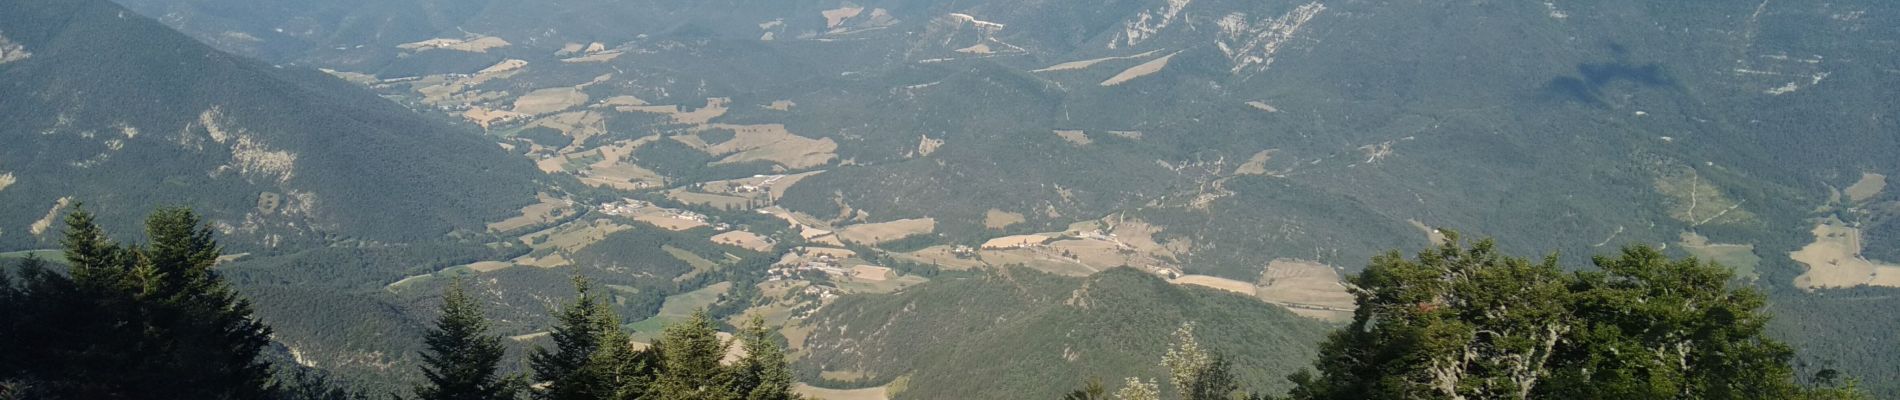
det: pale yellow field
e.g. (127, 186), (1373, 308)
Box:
(711, 231), (773, 252)
(980, 234), (1050, 249)
(618, 98), (730, 125)
(764, 100), (796, 111)
(520, 219), (631, 253)
(916, 135), (944, 157)
(1255, 259), (1355, 322)
(598, 96), (649, 107)
(794, 384), (888, 400)
(633, 214), (710, 231)
(836, 218), (935, 246)
(1172, 275), (1258, 296)
(1100, 51), (1180, 86)
(1845, 172), (1887, 203)
(0, 172), (15, 193)
(1108, 130), (1143, 140)
(487, 193), (569, 232)
(700, 124), (838, 169)
(984, 209), (1025, 229)
(1791, 217), (1900, 289)
(399, 36), (511, 53)
(1053, 130), (1092, 146)
(1032, 50), (1160, 72)
(465, 261), (514, 273)
(514, 88), (590, 116)
(463, 107), (529, 129)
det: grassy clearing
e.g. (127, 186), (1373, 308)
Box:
(1846, 172), (1887, 203)
(1172, 274), (1258, 296)
(983, 209), (1025, 230)
(627, 282), (732, 342)
(1678, 231), (1759, 279)
(487, 193), (569, 233)
(1653, 168), (1756, 226)
(0, 249), (64, 264)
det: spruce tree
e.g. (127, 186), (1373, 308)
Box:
(416, 280), (520, 400)
(532, 276), (640, 400)
(727, 317), (796, 400)
(654, 310), (735, 399)
(0, 207), (276, 399)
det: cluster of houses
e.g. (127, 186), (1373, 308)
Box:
(598, 199), (653, 216)
(766, 251), (894, 282)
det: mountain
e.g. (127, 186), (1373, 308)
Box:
(82, 0), (1900, 396)
(0, 0), (544, 250)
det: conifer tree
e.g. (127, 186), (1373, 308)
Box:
(532, 276), (622, 400)
(654, 310), (735, 399)
(0, 206), (275, 399)
(727, 317), (797, 400)
(416, 280), (520, 400)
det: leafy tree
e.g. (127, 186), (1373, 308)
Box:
(415, 280), (520, 400)
(1287, 235), (1868, 400)
(1115, 378), (1160, 400)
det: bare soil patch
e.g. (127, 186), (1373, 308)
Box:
(514, 87), (590, 116)
(1053, 130), (1092, 146)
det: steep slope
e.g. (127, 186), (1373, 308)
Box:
(795, 268), (1333, 399)
(0, 0), (541, 249)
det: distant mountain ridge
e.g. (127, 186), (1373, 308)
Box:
(0, 0), (543, 249)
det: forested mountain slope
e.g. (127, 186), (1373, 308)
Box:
(0, 0), (543, 250)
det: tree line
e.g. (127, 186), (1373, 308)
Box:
(0, 206), (801, 400)
(1067, 232), (1871, 400)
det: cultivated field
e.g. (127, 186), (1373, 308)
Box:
(1172, 275), (1258, 296)
(1254, 259), (1355, 322)
(700, 124), (839, 169)
(1791, 217), (1900, 289)
(835, 218), (935, 246)
(513, 88), (590, 116)
(711, 231), (774, 251)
